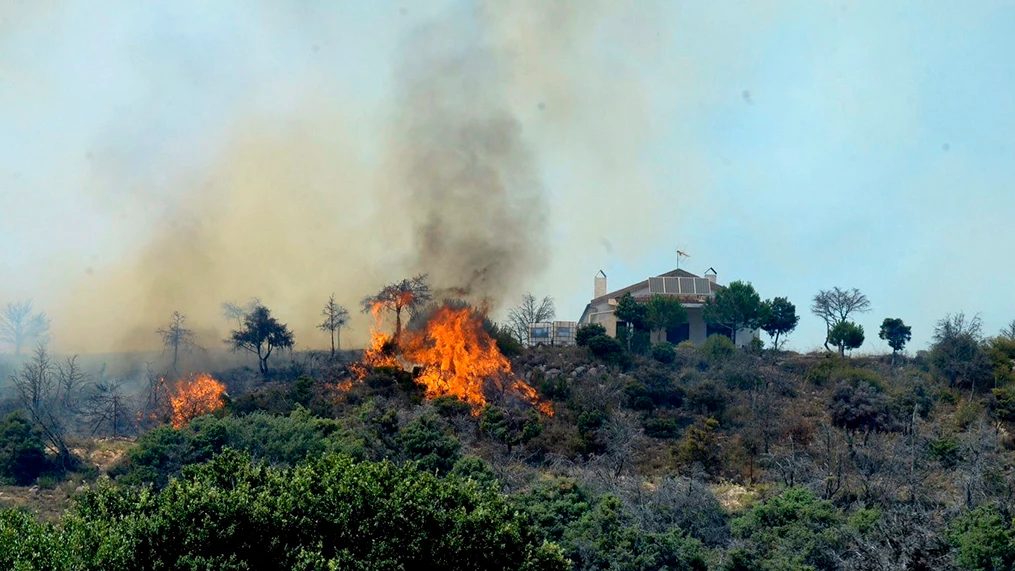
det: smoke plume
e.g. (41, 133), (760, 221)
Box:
(8, 1), (677, 355)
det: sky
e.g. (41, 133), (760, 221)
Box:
(0, 0), (1013, 355)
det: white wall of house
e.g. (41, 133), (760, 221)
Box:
(583, 301), (758, 347)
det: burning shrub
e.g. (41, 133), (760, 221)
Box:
(356, 302), (553, 416)
(170, 373), (227, 428)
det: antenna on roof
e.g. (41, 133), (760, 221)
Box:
(675, 248), (691, 270)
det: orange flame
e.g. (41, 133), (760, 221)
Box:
(355, 304), (553, 416)
(169, 373), (227, 428)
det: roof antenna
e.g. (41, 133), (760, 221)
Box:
(675, 248), (691, 270)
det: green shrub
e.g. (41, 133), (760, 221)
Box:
(948, 505), (1015, 570)
(63, 451), (568, 570)
(651, 342), (676, 364)
(702, 334), (736, 362)
(928, 438), (960, 467)
(730, 487), (847, 570)
(0, 509), (70, 570)
(587, 335), (624, 363)
(114, 409), (347, 488)
(642, 417), (678, 439)
(576, 323), (607, 347)
(450, 456), (498, 488)
(399, 413), (461, 475)
(0, 412), (48, 486)
(991, 386), (1015, 422)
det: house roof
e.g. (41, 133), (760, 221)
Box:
(589, 268), (720, 305)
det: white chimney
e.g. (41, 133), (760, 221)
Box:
(705, 267), (717, 284)
(594, 270), (607, 298)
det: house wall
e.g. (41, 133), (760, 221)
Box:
(585, 302), (759, 348)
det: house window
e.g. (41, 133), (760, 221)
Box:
(706, 323), (733, 340)
(666, 323), (690, 344)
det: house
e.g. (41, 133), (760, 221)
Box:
(576, 268), (758, 347)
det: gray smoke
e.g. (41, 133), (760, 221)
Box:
(395, 13), (548, 301)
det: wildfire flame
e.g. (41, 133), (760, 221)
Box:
(356, 304), (553, 416)
(170, 373), (227, 428)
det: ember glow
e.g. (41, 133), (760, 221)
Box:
(356, 304), (553, 416)
(169, 373), (227, 428)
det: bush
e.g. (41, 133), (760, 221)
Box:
(829, 381), (892, 438)
(576, 323), (607, 347)
(587, 335), (624, 363)
(729, 487), (848, 570)
(702, 334), (736, 362)
(399, 413), (461, 475)
(642, 417), (678, 439)
(63, 451), (569, 570)
(651, 342), (676, 364)
(0, 509), (70, 570)
(0, 412), (48, 485)
(948, 505), (1015, 571)
(114, 409), (347, 488)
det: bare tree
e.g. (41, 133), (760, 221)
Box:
(361, 274), (431, 343)
(83, 379), (130, 437)
(318, 294), (350, 357)
(221, 298), (262, 329)
(811, 288), (872, 351)
(157, 311), (196, 377)
(9, 345), (76, 468)
(0, 300), (50, 356)
(507, 293), (555, 346)
(1001, 319), (1015, 340)
(137, 363), (169, 430)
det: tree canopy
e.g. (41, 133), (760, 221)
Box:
(362, 274), (432, 343)
(828, 321), (865, 357)
(703, 280), (762, 344)
(644, 294), (688, 333)
(879, 317), (912, 363)
(811, 288), (871, 352)
(508, 293), (556, 346)
(760, 297), (799, 351)
(229, 304), (294, 377)
(0, 300), (50, 356)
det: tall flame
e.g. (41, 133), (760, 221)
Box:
(356, 304), (553, 416)
(169, 373), (227, 428)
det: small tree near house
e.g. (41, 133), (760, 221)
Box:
(703, 280), (763, 345)
(760, 297), (800, 351)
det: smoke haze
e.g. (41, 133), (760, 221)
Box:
(0, 1), (674, 354)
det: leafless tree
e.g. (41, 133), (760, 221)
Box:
(361, 274), (431, 343)
(0, 300), (50, 356)
(137, 362), (169, 430)
(811, 288), (872, 351)
(1001, 319), (1015, 340)
(9, 345), (76, 468)
(587, 411), (645, 483)
(507, 293), (556, 346)
(83, 379), (131, 437)
(157, 311), (196, 376)
(221, 298), (262, 329)
(318, 294), (350, 357)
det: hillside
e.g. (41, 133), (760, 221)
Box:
(2, 331), (1015, 570)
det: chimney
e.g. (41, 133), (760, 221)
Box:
(594, 270), (607, 299)
(704, 267), (717, 284)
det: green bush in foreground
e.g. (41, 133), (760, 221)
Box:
(3, 450), (567, 571)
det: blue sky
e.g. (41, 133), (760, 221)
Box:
(1, 1), (1013, 353)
